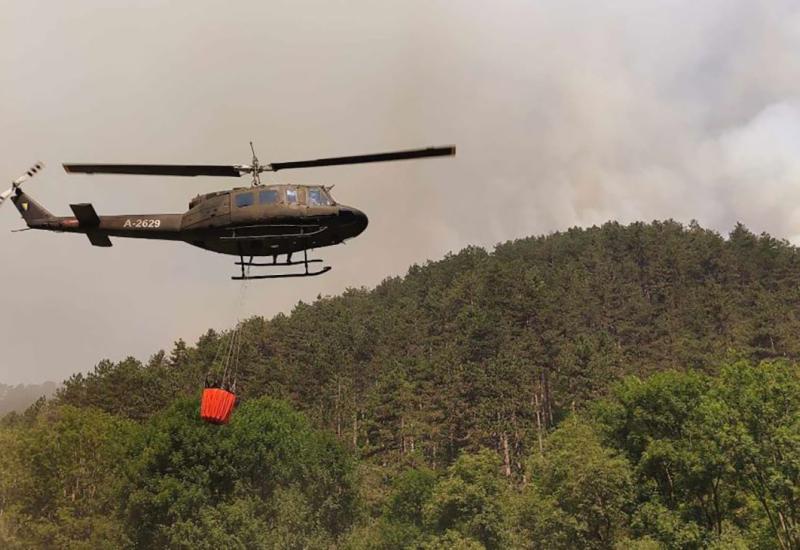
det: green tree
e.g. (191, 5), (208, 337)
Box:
(424, 449), (509, 549)
(122, 396), (358, 548)
(0, 405), (136, 549)
(360, 466), (439, 549)
(594, 371), (730, 533)
(421, 529), (486, 549)
(702, 360), (800, 549)
(516, 417), (634, 549)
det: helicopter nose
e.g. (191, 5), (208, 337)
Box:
(339, 206), (369, 236)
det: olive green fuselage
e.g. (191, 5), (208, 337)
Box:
(23, 184), (368, 257)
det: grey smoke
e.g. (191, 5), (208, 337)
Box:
(0, 0), (798, 383)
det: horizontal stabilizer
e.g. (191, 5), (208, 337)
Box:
(70, 203), (100, 226)
(87, 232), (112, 247)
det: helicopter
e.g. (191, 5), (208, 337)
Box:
(1, 144), (455, 280)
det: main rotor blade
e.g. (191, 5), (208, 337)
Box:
(61, 145), (456, 177)
(267, 145), (456, 172)
(63, 164), (243, 177)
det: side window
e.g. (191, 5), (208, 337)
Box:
(259, 189), (279, 204)
(286, 188), (298, 205)
(235, 192), (254, 208)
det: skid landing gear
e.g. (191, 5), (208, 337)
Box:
(232, 249), (331, 280)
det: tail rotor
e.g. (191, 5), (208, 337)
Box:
(1, 162), (44, 209)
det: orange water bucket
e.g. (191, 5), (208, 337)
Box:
(200, 388), (236, 424)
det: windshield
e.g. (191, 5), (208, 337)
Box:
(308, 187), (332, 206)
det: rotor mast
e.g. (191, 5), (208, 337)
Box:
(249, 142), (261, 187)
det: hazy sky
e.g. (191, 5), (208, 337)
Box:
(2, 0), (799, 383)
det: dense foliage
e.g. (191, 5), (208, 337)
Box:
(2, 221), (799, 548)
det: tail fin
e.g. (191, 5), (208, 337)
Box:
(11, 189), (54, 227)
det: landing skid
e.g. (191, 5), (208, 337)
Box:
(232, 250), (331, 280)
(235, 258), (324, 267)
(232, 266), (332, 280)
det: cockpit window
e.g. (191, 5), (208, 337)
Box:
(308, 187), (331, 206)
(286, 188), (298, 204)
(235, 192), (254, 208)
(259, 189), (279, 204)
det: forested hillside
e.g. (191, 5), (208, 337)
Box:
(56, 220), (800, 469)
(2, 220), (800, 548)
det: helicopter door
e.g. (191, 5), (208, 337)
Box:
(285, 187), (300, 206)
(283, 186), (307, 217)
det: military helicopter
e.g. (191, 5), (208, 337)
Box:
(1, 144), (455, 280)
